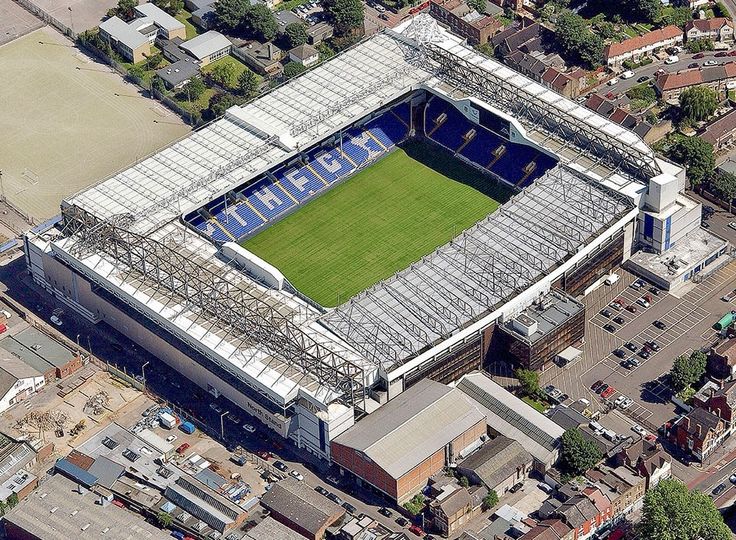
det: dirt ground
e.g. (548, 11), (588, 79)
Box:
(0, 26), (189, 220)
(0, 0), (43, 46)
(0, 368), (152, 469)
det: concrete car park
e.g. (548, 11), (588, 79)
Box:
(542, 261), (736, 433)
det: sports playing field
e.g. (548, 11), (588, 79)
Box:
(243, 142), (512, 307)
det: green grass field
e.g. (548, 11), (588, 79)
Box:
(242, 142), (512, 306)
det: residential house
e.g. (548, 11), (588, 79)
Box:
(613, 439), (672, 490)
(654, 62), (736, 100)
(429, 0), (504, 45)
(701, 108), (736, 151)
(430, 484), (487, 538)
(180, 30), (232, 66)
(583, 94), (659, 143)
(669, 407), (728, 462)
(541, 67), (587, 99)
(307, 22), (334, 45)
(456, 436), (533, 495)
(700, 379), (736, 432)
(556, 492), (604, 540)
(288, 43), (320, 68)
(235, 41), (284, 77)
(710, 337), (736, 379)
(603, 25), (683, 68)
(519, 519), (572, 540)
(331, 379), (486, 504)
(685, 17), (734, 43)
(261, 478), (345, 540)
(586, 466), (645, 518)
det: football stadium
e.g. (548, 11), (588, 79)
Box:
(25, 15), (722, 463)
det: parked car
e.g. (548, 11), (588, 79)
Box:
(716, 51), (729, 57)
(688, 62), (699, 68)
(598, 383), (610, 395)
(625, 342), (638, 352)
(613, 316), (625, 325)
(315, 485), (329, 495)
(730, 472), (736, 484)
(705, 59), (719, 66)
(409, 525), (424, 536)
(628, 357), (641, 368)
(649, 286), (660, 296)
(625, 305), (637, 313)
(621, 70), (635, 79)
(639, 350), (650, 359)
(289, 470), (304, 481)
(608, 78), (619, 86)
(175, 442), (190, 454)
(591, 380), (604, 392)
(274, 461), (288, 472)
(637, 75), (649, 83)
(649, 341), (660, 351)
(665, 55), (679, 64)
(730, 50), (736, 56)
(713, 483), (727, 496)
(613, 348), (626, 358)
(509, 482), (524, 493)
(729, 222), (736, 231)
(166, 435), (177, 443)
(626, 424), (642, 435)
(50, 315), (63, 326)
(242, 424), (256, 433)
(257, 450), (271, 460)
(604, 324), (617, 333)
(653, 320), (667, 329)
(601, 386), (616, 399)
(601, 309), (612, 318)
(342, 502), (357, 514)
(378, 507), (393, 518)
(327, 492), (344, 505)
(693, 52), (705, 59)
(396, 517), (409, 527)
(559, 393), (569, 403)
(620, 397), (634, 409)
(636, 297), (650, 308)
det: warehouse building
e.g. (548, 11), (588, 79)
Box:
(331, 379), (486, 503)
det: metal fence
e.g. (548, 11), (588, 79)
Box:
(12, 0), (76, 39)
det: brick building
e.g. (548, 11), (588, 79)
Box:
(604, 25), (683, 68)
(429, 0), (504, 45)
(685, 17), (734, 43)
(331, 379), (486, 504)
(669, 407), (727, 462)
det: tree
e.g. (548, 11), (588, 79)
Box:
(671, 137), (715, 186)
(554, 10), (604, 69)
(6, 493), (18, 510)
(241, 4), (277, 41)
(459, 475), (470, 488)
(238, 68), (260, 98)
(209, 61), (237, 88)
(323, 0), (364, 36)
(560, 428), (602, 477)
(402, 494), (425, 516)
(284, 61), (307, 79)
(659, 6), (692, 28)
(626, 0), (661, 23)
(207, 92), (240, 118)
(151, 75), (167, 94)
(146, 53), (164, 69)
(126, 64), (145, 82)
(179, 77), (206, 101)
(712, 171), (736, 212)
(515, 368), (540, 397)
(713, 1), (730, 18)
(638, 479), (731, 540)
(482, 490), (499, 510)
(156, 511), (173, 528)
(168, 0), (184, 15)
(215, 0), (250, 30)
(680, 86), (719, 122)
(467, 0), (485, 13)
(116, 0), (137, 20)
(283, 22), (308, 48)
(669, 351), (707, 391)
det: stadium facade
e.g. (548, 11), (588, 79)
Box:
(25, 15), (723, 461)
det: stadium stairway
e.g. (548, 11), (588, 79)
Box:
(184, 103), (411, 243)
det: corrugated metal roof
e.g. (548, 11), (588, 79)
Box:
(54, 458), (98, 487)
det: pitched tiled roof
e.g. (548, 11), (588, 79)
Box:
(686, 17), (733, 33)
(604, 25), (682, 60)
(701, 107), (736, 145)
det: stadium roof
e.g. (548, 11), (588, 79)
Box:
(320, 165), (632, 366)
(332, 379), (485, 479)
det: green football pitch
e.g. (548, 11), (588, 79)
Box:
(242, 142), (512, 307)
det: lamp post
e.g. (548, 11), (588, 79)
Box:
(220, 411), (228, 441)
(141, 361), (149, 389)
(68, 6), (74, 34)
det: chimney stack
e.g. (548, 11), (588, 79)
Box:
(697, 424), (702, 438)
(268, 42), (274, 60)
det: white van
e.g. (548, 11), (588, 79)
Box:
(665, 55), (679, 65)
(621, 70), (635, 79)
(604, 274), (619, 286)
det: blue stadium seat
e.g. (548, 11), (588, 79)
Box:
(278, 165), (325, 202)
(460, 129), (503, 168)
(392, 102), (411, 126)
(210, 199), (265, 239)
(243, 180), (295, 220)
(342, 129), (387, 167)
(427, 102), (471, 151)
(365, 114), (409, 147)
(309, 148), (355, 183)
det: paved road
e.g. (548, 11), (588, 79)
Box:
(603, 49), (736, 98)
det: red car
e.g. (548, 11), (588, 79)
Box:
(694, 52), (705, 59)
(176, 442), (190, 454)
(716, 51), (729, 57)
(729, 50), (736, 56)
(257, 450), (271, 460)
(409, 525), (424, 536)
(625, 305), (636, 313)
(601, 386), (616, 399)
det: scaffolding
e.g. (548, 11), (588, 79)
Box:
(62, 206), (366, 405)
